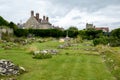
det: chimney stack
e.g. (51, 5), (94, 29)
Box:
(46, 17), (49, 22)
(31, 10), (34, 17)
(43, 16), (45, 21)
(36, 13), (39, 21)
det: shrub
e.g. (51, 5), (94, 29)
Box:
(14, 29), (29, 37)
(14, 38), (24, 43)
(102, 50), (120, 80)
(109, 37), (120, 47)
(33, 53), (52, 59)
(65, 52), (69, 55)
(93, 37), (109, 46)
(109, 28), (120, 47)
(1, 32), (13, 42)
(74, 35), (83, 43)
(111, 28), (120, 38)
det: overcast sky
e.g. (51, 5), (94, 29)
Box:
(0, 0), (120, 30)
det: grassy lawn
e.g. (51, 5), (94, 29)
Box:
(0, 41), (116, 80)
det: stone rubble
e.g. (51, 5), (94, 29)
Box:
(0, 59), (25, 76)
(33, 49), (59, 55)
(58, 43), (71, 49)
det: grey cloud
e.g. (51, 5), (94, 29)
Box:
(0, 0), (120, 30)
(72, 16), (81, 20)
(110, 22), (120, 30)
(50, 0), (120, 12)
(42, 0), (120, 21)
(110, 22), (120, 28)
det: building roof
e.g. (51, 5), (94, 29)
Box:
(23, 10), (53, 29)
(95, 27), (109, 32)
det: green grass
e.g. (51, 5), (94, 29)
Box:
(0, 41), (116, 80)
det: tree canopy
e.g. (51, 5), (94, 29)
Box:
(67, 26), (78, 31)
(0, 16), (9, 26)
(111, 28), (120, 38)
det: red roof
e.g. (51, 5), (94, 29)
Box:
(95, 27), (109, 32)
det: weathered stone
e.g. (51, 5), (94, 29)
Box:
(59, 39), (65, 43)
(0, 59), (25, 76)
(40, 50), (48, 54)
(33, 49), (59, 55)
(50, 49), (59, 54)
(33, 51), (40, 55)
(58, 45), (65, 49)
(19, 66), (26, 72)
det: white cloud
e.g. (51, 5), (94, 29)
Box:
(52, 5), (120, 30)
(52, 8), (87, 29)
(0, 0), (120, 30)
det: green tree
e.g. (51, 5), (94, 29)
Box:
(111, 28), (120, 38)
(93, 36), (109, 46)
(109, 28), (120, 46)
(8, 22), (18, 30)
(67, 26), (78, 31)
(0, 16), (9, 26)
(66, 26), (79, 37)
(84, 29), (103, 40)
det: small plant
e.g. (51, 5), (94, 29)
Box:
(33, 53), (52, 59)
(75, 35), (83, 43)
(65, 52), (69, 55)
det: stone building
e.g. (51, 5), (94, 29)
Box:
(86, 23), (109, 32)
(23, 10), (53, 29)
(86, 23), (95, 29)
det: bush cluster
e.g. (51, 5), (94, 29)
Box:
(93, 37), (109, 46)
(14, 29), (78, 38)
(79, 29), (103, 40)
(109, 37), (120, 47)
(33, 53), (52, 59)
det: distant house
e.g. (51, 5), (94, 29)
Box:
(23, 10), (53, 29)
(86, 23), (95, 29)
(21, 10), (64, 30)
(86, 23), (109, 32)
(95, 27), (109, 32)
